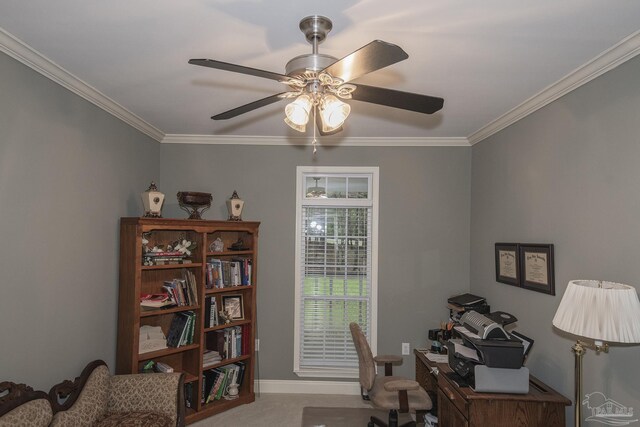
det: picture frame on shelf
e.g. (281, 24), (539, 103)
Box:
(221, 294), (244, 321)
(519, 244), (555, 295)
(495, 243), (520, 287)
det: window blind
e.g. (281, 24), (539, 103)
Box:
(299, 206), (372, 369)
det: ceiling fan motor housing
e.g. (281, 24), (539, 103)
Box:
(286, 16), (337, 79)
(285, 53), (337, 78)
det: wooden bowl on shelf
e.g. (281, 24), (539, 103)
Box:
(177, 191), (212, 220)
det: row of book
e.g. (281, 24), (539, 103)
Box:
(202, 362), (246, 404)
(167, 311), (196, 348)
(163, 269), (199, 307)
(206, 326), (245, 360)
(143, 251), (192, 266)
(205, 258), (252, 288)
(204, 296), (220, 328)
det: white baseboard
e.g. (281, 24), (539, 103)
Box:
(255, 379), (360, 395)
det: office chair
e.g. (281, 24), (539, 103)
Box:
(350, 323), (432, 427)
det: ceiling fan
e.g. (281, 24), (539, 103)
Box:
(189, 15), (444, 141)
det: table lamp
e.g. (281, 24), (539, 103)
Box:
(552, 280), (640, 427)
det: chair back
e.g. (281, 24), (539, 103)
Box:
(349, 322), (376, 391)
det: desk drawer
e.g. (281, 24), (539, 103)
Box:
(438, 373), (468, 416)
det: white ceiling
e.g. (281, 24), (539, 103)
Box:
(1, 1), (639, 144)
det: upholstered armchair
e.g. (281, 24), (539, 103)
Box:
(1, 360), (185, 426)
(350, 323), (432, 427)
(49, 360), (185, 427)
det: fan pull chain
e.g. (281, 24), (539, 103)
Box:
(312, 106), (317, 154)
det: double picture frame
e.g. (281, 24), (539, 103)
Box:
(495, 243), (555, 295)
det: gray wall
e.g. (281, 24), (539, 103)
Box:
(470, 55), (640, 425)
(0, 52), (160, 390)
(160, 144), (471, 379)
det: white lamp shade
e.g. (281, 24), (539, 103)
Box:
(552, 280), (640, 343)
(320, 94), (350, 131)
(285, 94), (312, 127)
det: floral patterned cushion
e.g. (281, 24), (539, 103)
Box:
(107, 373), (181, 424)
(50, 365), (110, 427)
(0, 398), (52, 427)
(95, 411), (172, 427)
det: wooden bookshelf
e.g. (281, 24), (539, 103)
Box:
(116, 217), (259, 424)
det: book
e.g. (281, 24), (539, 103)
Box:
(206, 369), (224, 403)
(202, 369), (218, 404)
(184, 383), (193, 408)
(155, 361), (174, 373)
(140, 293), (174, 308)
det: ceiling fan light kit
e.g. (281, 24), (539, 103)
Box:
(189, 15), (444, 151)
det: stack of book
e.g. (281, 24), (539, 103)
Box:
(205, 258), (252, 289)
(166, 311), (196, 348)
(138, 325), (167, 354)
(143, 251), (192, 266)
(140, 293), (174, 309)
(205, 326), (244, 360)
(203, 350), (222, 367)
(162, 269), (199, 307)
(201, 362), (245, 404)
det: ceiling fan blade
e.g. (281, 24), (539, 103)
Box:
(212, 92), (291, 120)
(350, 84), (444, 114)
(321, 40), (408, 83)
(314, 108), (343, 136)
(189, 59), (292, 83)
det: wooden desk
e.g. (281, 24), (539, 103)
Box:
(414, 349), (570, 427)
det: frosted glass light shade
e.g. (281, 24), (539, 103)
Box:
(552, 280), (640, 343)
(320, 94), (350, 131)
(285, 94), (312, 129)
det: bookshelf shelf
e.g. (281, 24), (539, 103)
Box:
(140, 304), (200, 318)
(205, 286), (253, 295)
(206, 250), (253, 257)
(204, 319), (251, 332)
(183, 372), (199, 383)
(117, 218), (260, 424)
(138, 343), (200, 361)
(141, 263), (203, 270)
(202, 354), (251, 371)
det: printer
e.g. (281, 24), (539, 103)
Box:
(447, 310), (531, 394)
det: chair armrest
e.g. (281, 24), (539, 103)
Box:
(383, 379), (420, 392)
(374, 355), (403, 364)
(108, 372), (185, 427)
(374, 355), (403, 376)
(384, 379), (420, 413)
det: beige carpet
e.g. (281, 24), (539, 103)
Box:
(190, 393), (372, 427)
(302, 406), (416, 427)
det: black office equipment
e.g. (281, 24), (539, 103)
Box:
(447, 293), (486, 307)
(467, 337), (524, 369)
(459, 310), (510, 340)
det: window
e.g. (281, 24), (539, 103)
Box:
(294, 166), (378, 377)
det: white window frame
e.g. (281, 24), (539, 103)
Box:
(293, 166), (379, 378)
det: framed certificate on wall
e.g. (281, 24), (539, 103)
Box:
(495, 243), (520, 287)
(519, 244), (555, 295)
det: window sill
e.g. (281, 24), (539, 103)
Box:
(294, 368), (359, 379)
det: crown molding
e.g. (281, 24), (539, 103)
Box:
(468, 30), (640, 145)
(161, 134), (470, 146)
(0, 28), (164, 142)
(4, 23), (638, 148)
